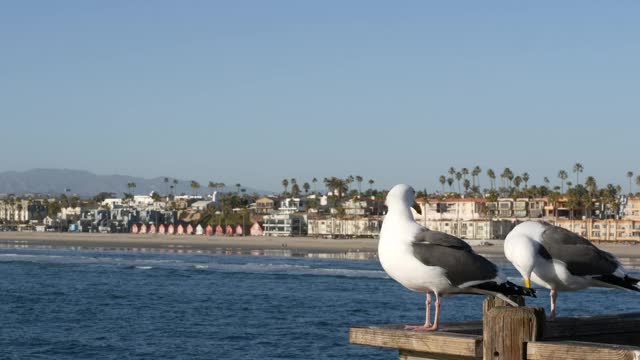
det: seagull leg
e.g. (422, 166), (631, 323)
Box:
(549, 289), (557, 320)
(424, 293), (432, 327)
(405, 293), (439, 332)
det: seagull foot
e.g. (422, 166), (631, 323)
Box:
(404, 325), (438, 332)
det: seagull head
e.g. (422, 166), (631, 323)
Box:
(385, 184), (422, 215)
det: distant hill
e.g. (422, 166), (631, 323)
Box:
(0, 169), (267, 197)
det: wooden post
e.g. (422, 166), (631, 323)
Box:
(483, 306), (545, 360)
(482, 296), (525, 318)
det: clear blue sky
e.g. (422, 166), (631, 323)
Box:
(2, 1), (639, 192)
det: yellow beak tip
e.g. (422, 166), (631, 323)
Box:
(524, 279), (531, 289)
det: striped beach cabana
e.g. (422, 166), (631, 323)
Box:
(186, 224), (194, 235)
(177, 224), (185, 235)
(158, 224), (166, 234)
(215, 225), (224, 235)
(225, 225), (234, 236)
(195, 224), (204, 235)
(149, 224), (157, 234)
(205, 224), (214, 236)
(140, 223), (147, 234)
(250, 222), (264, 236)
(167, 224), (175, 235)
(131, 224), (139, 234)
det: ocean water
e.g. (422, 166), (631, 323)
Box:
(1, 247), (639, 360)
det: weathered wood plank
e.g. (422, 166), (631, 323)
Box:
(399, 349), (478, 360)
(483, 306), (545, 360)
(543, 312), (640, 344)
(482, 296), (525, 318)
(527, 341), (640, 360)
(349, 326), (482, 359)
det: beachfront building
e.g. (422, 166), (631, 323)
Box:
(623, 197), (640, 220)
(551, 219), (640, 243)
(414, 198), (487, 225)
(424, 219), (516, 240)
(307, 216), (382, 238)
(249, 197), (275, 214)
(0, 200), (48, 223)
(262, 213), (307, 237)
(191, 200), (214, 211)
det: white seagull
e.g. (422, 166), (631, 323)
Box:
(379, 184), (535, 331)
(505, 221), (640, 319)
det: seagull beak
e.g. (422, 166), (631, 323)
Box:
(412, 201), (422, 215)
(524, 278), (531, 289)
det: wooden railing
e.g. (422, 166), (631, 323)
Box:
(349, 297), (640, 360)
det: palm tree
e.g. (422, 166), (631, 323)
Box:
(455, 172), (462, 194)
(164, 177), (169, 195)
(438, 175), (446, 193)
(573, 163), (584, 184)
(463, 179), (470, 194)
(291, 183), (300, 196)
(127, 182), (136, 194)
(303, 182), (310, 194)
(461, 168), (469, 181)
(312, 177), (318, 193)
(173, 179), (178, 195)
(472, 166), (481, 189)
(235, 183), (241, 194)
(190, 180), (201, 196)
(355, 175), (363, 194)
(208, 181), (215, 194)
(346, 175), (354, 192)
(282, 179), (289, 195)
(513, 176), (522, 190)
(448, 167), (456, 177)
(566, 181), (573, 189)
(627, 171), (634, 195)
(368, 179), (375, 193)
(522, 173), (530, 189)
(558, 170), (568, 193)
(543, 177), (550, 187)
(636, 175), (640, 193)
(487, 169), (496, 190)
(446, 177), (454, 191)
(585, 176), (597, 197)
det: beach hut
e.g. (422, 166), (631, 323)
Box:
(167, 224), (175, 235)
(149, 224), (156, 234)
(140, 223), (147, 234)
(177, 224), (185, 235)
(235, 225), (252, 236)
(250, 222), (264, 236)
(195, 224), (204, 235)
(205, 224), (214, 236)
(186, 224), (194, 235)
(158, 224), (165, 234)
(131, 224), (139, 234)
(215, 224), (224, 235)
(225, 225), (234, 236)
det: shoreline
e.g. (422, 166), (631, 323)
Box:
(1, 232), (640, 260)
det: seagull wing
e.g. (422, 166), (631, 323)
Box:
(411, 228), (497, 287)
(540, 226), (619, 276)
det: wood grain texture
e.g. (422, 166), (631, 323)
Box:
(543, 312), (640, 344)
(483, 306), (545, 360)
(527, 341), (640, 360)
(349, 327), (482, 359)
(482, 296), (525, 318)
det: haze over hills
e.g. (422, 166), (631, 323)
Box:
(0, 169), (268, 197)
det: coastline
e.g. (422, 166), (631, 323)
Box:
(1, 232), (640, 260)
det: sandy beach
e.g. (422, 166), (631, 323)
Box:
(1, 232), (640, 259)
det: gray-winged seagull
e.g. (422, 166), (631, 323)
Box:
(505, 221), (640, 319)
(379, 184), (535, 331)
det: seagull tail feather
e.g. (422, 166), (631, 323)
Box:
(593, 274), (640, 292)
(470, 281), (536, 299)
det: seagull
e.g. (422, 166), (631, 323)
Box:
(505, 221), (640, 319)
(379, 184), (535, 331)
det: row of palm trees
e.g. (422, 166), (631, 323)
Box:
(279, 176), (376, 198)
(435, 162), (639, 197)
